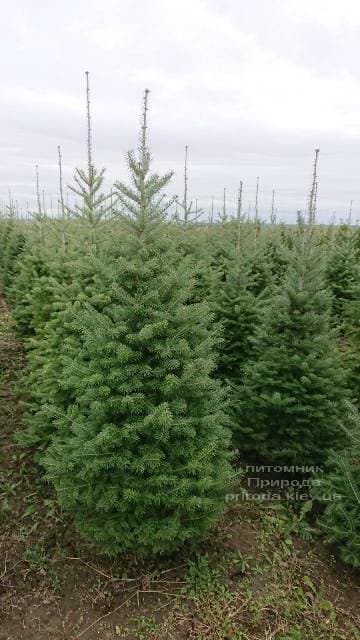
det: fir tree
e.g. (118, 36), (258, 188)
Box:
(326, 230), (360, 325)
(315, 408), (360, 567)
(212, 221), (260, 409)
(15, 71), (113, 450)
(341, 296), (360, 405)
(247, 225), (278, 297)
(1, 221), (26, 292)
(325, 231), (360, 403)
(43, 90), (232, 556)
(261, 227), (289, 286)
(236, 225), (351, 466)
(66, 71), (113, 244)
(9, 216), (58, 336)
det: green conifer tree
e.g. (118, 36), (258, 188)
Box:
(326, 230), (360, 324)
(341, 297), (360, 406)
(15, 71), (113, 450)
(43, 90), (232, 556)
(325, 230), (360, 403)
(315, 408), (360, 567)
(1, 222), (26, 291)
(211, 221), (260, 419)
(236, 225), (351, 466)
(9, 216), (58, 336)
(247, 227), (279, 297)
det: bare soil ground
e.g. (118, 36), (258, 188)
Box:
(0, 293), (359, 640)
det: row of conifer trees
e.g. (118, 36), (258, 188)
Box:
(0, 88), (359, 565)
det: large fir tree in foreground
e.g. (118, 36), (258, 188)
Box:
(236, 224), (351, 467)
(44, 91), (232, 556)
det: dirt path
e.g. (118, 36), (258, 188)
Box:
(0, 292), (359, 640)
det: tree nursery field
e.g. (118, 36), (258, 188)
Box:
(0, 89), (359, 639)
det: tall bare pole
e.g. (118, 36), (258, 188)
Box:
(85, 70), (93, 174)
(254, 176), (259, 222)
(58, 145), (65, 217)
(36, 165), (42, 215)
(314, 181), (318, 220)
(271, 188), (276, 225)
(179, 144), (202, 223)
(7, 188), (14, 218)
(109, 187), (114, 221)
(236, 181), (243, 251)
(141, 88), (150, 163)
(308, 148), (320, 226)
(183, 145), (188, 217)
(236, 181), (243, 223)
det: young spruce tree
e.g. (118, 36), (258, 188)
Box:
(16, 72), (113, 451)
(236, 223), (351, 467)
(212, 210), (261, 426)
(325, 230), (360, 403)
(326, 229), (360, 325)
(44, 90), (232, 556)
(315, 408), (360, 567)
(1, 221), (26, 292)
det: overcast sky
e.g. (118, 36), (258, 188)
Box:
(1, 0), (360, 223)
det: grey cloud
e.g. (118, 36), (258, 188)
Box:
(1, 0), (360, 223)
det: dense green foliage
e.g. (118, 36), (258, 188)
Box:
(0, 221), (25, 291)
(41, 110), (232, 556)
(236, 228), (351, 466)
(326, 229), (360, 324)
(0, 95), (234, 557)
(316, 410), (360, 567)
(1, 102), (360, 566)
